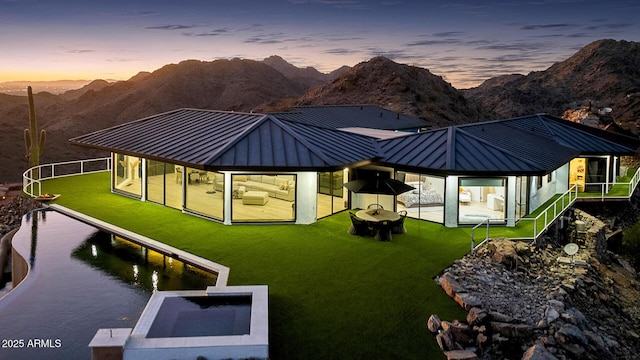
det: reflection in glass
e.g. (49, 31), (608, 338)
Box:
(185, 169), (224, 220)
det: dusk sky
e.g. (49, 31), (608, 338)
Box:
(1, 0), (639, 88)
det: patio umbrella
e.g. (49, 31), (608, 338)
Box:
(344, 173), (415, 210)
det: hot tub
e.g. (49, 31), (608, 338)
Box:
(119, 285), (268, 360)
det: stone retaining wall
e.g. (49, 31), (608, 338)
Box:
(429, 209), (640, 360)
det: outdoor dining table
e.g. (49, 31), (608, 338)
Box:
(355, 209), (401, 222)
(355, 209), (401, 241)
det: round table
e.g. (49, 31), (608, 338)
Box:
(355, 209), (401, 222)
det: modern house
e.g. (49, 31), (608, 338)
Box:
(69, 105), (640, 228)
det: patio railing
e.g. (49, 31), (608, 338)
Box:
(470, 167), (640, 252)
(470, 185), (579, 252)
(22, 157), (111, 198)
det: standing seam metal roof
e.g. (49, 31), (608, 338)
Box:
(70, 108), (381, 171)
(70, 108), (640, 174)
(272, 104), (429, 130)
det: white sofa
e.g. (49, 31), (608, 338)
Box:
(233, 175), (295, 201)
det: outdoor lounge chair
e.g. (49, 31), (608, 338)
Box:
(391, 210), (407, 234)
(348, 212), (373, 236)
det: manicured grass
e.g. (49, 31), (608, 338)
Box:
(42, 172), (470, 359)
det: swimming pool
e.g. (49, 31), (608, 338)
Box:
(0, 208), (219, 360)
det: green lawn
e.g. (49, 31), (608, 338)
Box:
(41, 172), (471, 359)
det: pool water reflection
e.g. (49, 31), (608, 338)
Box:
(0, 209), (218, 360)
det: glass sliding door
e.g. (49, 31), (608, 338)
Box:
(185, 170), (224, 220)
(113, 153), (142, 198)
(317, 170), (346, 219)
(458, 178), (506, 225)
(515, 176), (528, 220)
(396, 171), (445, 224)
(146, 160), (182, 210)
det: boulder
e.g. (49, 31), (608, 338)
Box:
(442, 321), (473, 345)
(490, 321), (533, 338)
(443, 349), (479, 360)
(427, 314), (442, 333)
(488, 238), (519, 266)
(521, 344), (559, 360)
(466, 307), (487, 326)
(555, 323), (588, 346)
(454, 292), (483, 310)
(439, 273), (465, 298)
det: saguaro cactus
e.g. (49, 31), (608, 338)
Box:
(24, 86), (46, 172)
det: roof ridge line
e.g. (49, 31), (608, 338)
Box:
(267, 116), (344, 165)
(201, 113), (270, 165)
(203, 115), (339, 167)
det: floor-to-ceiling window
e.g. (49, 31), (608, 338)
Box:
(458, 178), (506, 225)
(317, 170), (346, 219)
(231, 174), (296, 222)
(396, 171), (445, 224)
(515, 176), (528, 220)
(185, 168), (224, 220)
(146, 160), (182, 210)
(114, 153), (142, 198)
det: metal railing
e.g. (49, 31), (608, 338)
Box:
(471, 185), (579, 252)
(22, 157), (111, 198)
(470, 168), (640, 252)
(576, 169), (640, 200)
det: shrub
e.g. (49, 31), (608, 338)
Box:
(622, 220), (640, 269)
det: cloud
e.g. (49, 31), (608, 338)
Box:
(432, 31), (465, 37)
(145, 24), (194, 30)
(584, 23), (634, 30)
(288, 0), (368, 10)
(406, 39), (462, 47)
(183, 28), (230, 37)
(476, 42), (548, 52)
(521, 23), (577, 30)
(68, 49), (94, 54)
(325, 48), (358, 55)
(244, 33), (286, 44)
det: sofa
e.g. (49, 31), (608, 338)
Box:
(233, 175), (295, 201)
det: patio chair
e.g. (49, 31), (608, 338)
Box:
(367, 203), (384, 210)
(373, 220), (393, 241)
(348, 212), (373, 236)
(391, 210), (407, 234)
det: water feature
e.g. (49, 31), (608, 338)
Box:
(0, 209), (218, 360)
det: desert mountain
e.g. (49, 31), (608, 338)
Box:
(262, 55), (332, 89)
(295, 56), (495, 128)
(0, 57), (323, 181)
(464, 39), (640, 134)
(1, 41), (638, 182)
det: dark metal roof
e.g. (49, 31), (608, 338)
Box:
(378, 126), (579, 175)
(475, 114), (640, 155)
(70, 109), (263, 166)
(71, 108), (380, 171)
(71, 107), (640, 175)
(271, 105), (429, 131)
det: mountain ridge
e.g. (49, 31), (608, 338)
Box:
(1, 39), (639, 182)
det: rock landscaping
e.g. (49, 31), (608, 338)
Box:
(430, 208), (640, 359)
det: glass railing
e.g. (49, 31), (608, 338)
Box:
(22, 157), (111, 198)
